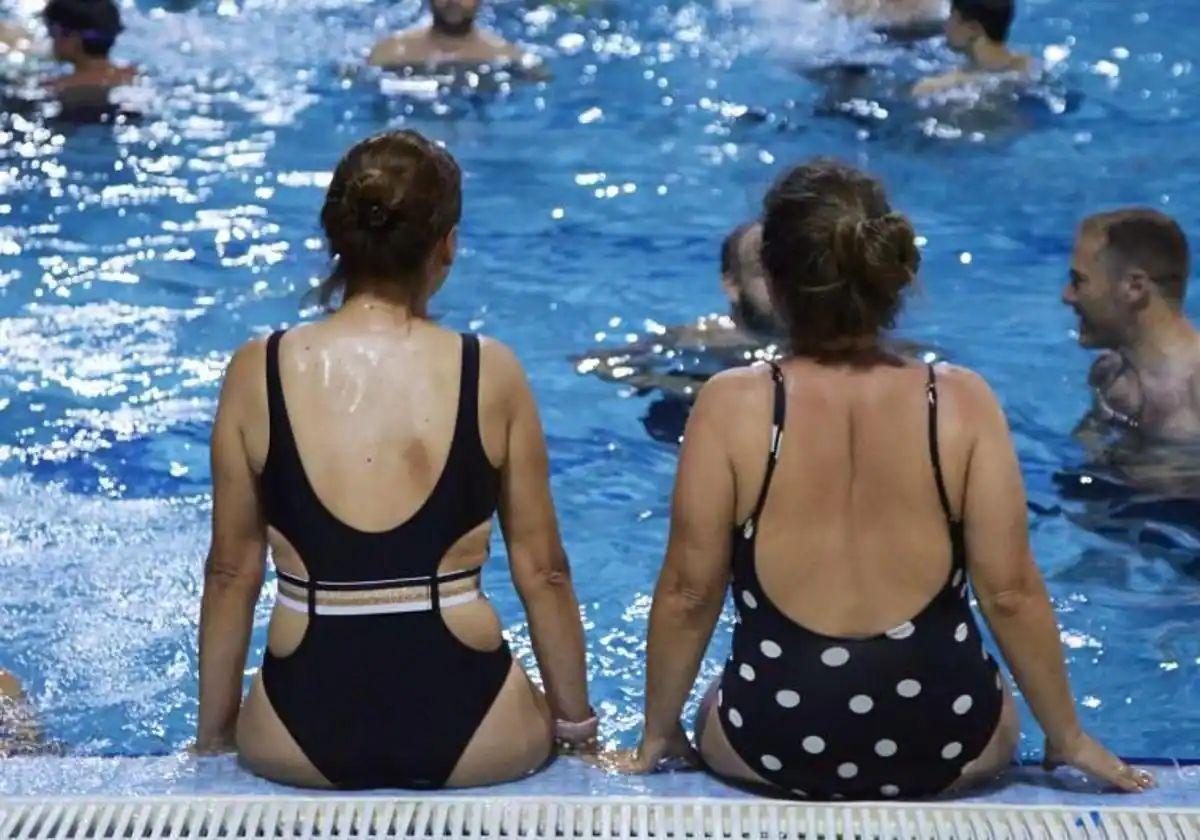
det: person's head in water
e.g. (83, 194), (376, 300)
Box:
(320, 130), (462, 312)
(430, 0), (479, 37)
(761, 159), (919, 357)
(721, 222), (780, 335)
(1064, 209), (1190, 350)
(43, 0), (123, 63)
(946, 0), (1014, 52)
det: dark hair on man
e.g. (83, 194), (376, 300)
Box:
(1083, 208), (1191, 306)
(721, 221), (758, 278)
(761, 159), (919, 355)
(44, 0), (123, 57)
(319, 130), (462, 310)
(951, 0), (1015, 43)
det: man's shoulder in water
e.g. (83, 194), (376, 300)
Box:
(369, 26), (525, 70)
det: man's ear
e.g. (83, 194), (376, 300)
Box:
(721, 269), (741, 307)
(1119, 267), (1152, 308)
(965, 19), (986, 42)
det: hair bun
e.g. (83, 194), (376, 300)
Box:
(831, 211), (918, 297)
(347, 169), (401, 232)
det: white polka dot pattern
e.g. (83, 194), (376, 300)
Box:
(881, 785), (900, 797)
(942, 741), (963, 760)
(953, 695), (973, 715)
(802, 735), (825, 754)
(728, 708), (743, 728)
(885, 621), (915, 640)
(738, 663), (756, 682)
(874, 739), (897, 757)
(954, 622), (969, 642)
(821, 646), (850, 667)
(761, 754), (782, 771)
(775, 690), (800, 708)
(848, 694), (874, 714)
(951, 569), (964, 589)
(896, 679), (922, 698)
(837, 762), (858, 779)
(760, 640), (783, 659)
(741, 590), (758, 610)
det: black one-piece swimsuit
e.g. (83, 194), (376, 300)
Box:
(258, 330), (512, 790)
(717, 363), (1004, 800)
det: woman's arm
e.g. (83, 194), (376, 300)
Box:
(959, 369), (1153, 792)
(196, 344), (268, 753)
(493, 346), (591, 728)
(631, 373), (741, 769)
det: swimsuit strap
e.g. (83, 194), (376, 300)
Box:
(265, 330), (295, 462)
(925, 364), (955, 524)
(748, 362), (787, 526)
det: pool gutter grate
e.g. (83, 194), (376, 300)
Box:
(1, 797), (1198, 839)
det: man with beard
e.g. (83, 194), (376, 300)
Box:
(369, 0), (528, 70)
(1065, 208), (1200, 443)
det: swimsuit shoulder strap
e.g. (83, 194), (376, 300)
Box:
(264, 329), (299, 468)
(748, 361), (787, 525)
(925, 363), (955, 523)
(455, 332), (482, 448)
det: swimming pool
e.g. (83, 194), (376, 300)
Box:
(0, 0), (1197, 767)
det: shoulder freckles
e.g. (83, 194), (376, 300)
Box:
(694, 363), (773, 408)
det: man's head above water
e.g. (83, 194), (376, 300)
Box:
(1065, 208), (1190, 350)
(946, 0), (1015, 52)
(720, 221), (781, 335)
(430, 0), (479, 37)
(43, 0), (122, 63)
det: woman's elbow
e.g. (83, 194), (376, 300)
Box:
(203, 550), (265, 598)
(513, 550), (575, 599)
(656, 574), (724, 621)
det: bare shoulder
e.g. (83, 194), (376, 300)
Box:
(369, 28), (427, 66)
(1087, 350), (1123, 388)
(693, 364), (773, 419)
(930, 362), (1004, 419)
(220, 336), (269, 410)
(477, 334), (531, 408)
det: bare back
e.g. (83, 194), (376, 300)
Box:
(725, 356), (972, 638)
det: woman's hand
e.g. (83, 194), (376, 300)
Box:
(589, 724), (698, 774)
(1043, 732), (1155, 793)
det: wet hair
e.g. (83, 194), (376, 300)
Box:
(951, 0), (1015, 43)
(721, 221), (758, 278)
(44, 0), (122, 57)
(319, 130), (462, 309)
(760, 159), (919, 355)
(1084, 208), (1190, 306)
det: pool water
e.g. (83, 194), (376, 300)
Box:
(0, 0), (1197, 761)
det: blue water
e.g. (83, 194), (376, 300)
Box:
(0, 0), (1197, 761)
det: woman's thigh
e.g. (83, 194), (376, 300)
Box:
(445, 661), (554, 788)
(695, 677), (773, 787)
(236, 672), (333, 789)
(946, 680), (1020, 794)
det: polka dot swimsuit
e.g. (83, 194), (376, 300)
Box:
(717, 363), (1004, 800)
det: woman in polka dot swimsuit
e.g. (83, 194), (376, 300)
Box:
(610, 161), (1153, 799)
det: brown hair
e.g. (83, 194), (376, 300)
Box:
(319, 130), (462, 308)
(1083, 208), (1190, 306)
(760, 159), (919, 354)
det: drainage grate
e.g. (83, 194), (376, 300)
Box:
(1, 797), (1198, 839)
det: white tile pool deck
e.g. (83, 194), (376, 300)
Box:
(1, 756), (1197, 807)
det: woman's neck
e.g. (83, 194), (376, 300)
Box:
(339, 285), (426, 325)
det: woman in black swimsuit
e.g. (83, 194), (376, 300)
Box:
(613, 160), (1152, 798)
(196, 130), (596, 788)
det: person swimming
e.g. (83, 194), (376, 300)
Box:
(1065, 209), (1200, 444)
(368, 0), (532, 73)
(912, 0), (1033, 98)
(0, 667), (40, 757)
(196, 129), (596, 789)
(601, 159), (1150, 799)
(42, 0), (136, 94)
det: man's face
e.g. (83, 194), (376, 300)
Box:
(47, 25), (82, 62)
(431, 0), (479, 33)
(945, 10), (977, 53)
(1064, 229), (1127, 349)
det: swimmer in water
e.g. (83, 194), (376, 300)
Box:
(369, 0), (530, 72)
(912, 0), (1033, 98)
(1065, 209), (1200, 444)
(42, 0), (136, 94)
(574, 222), (786, 402)
(0, 667), (40, 756)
